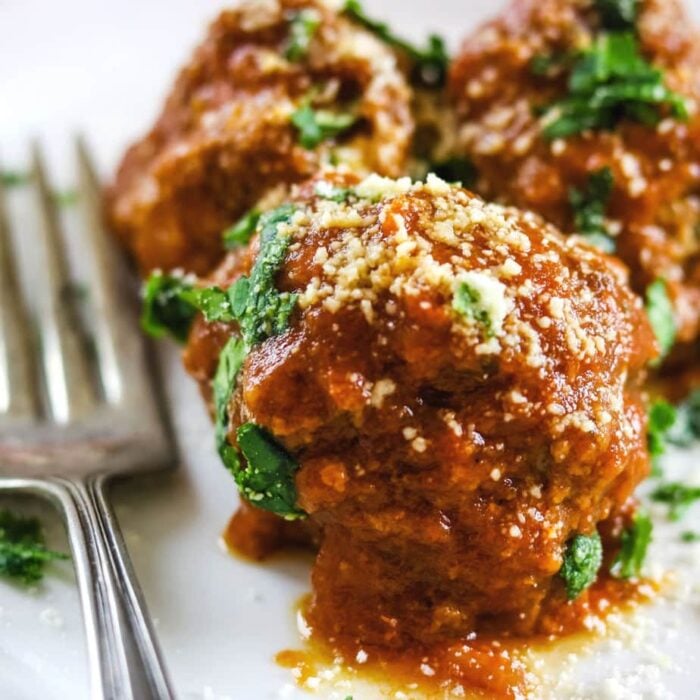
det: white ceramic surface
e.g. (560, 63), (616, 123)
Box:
(2, 1), (700, 698)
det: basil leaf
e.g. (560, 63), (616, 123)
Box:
(648, 399), (677, 475)
(595, 0), (639, 30)
(651, 482), (700, 521)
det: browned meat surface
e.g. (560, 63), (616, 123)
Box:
(106, 0), (413, 274)
(450, 0), (700, 354)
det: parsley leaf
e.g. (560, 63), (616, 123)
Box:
(141, 273), (198, 343)
(343, 0), (448, 88)
(570, 167), (616, 252)
(292, 102), (356, 149)
(667, 390), (700, 447)
(0, 510), (69, 584)
(429, 157), (477, 188)
(648, 399), (677, 475)
(235, 423), (304, 519)
(651, 482), (700, 521)
(233, 204), (299, 347)
(681, 531), (700, 543)
(560, 531), (603, 600)
(645, 278), (676, 363)
(595, 0), (639, 30)
(541, 32), (688, 141)
(285, 9), (322, 62)
(223, 209), (261, 249)
(612, 511), (652, 579)
(453, 282), (494, 337)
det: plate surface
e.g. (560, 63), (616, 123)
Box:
(2, 1), (700, 698)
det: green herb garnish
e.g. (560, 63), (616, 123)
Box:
(645, 278), (676, 363)
(667, 390), (700, 447)
(314, 182), (354, 202)
(291, 102), (356, 149)
(651, 482), (700, 521)
(141, 273), (197, 343)
(223, 209), (261, 249)
(343, 0), (448, 88)
(232, 204), (299, 347)
(612, 511), (652, 579)
(1, 170), (31, 187)
(213, 337), (247, 474)
(560, 531), (603, 600)
(285, 9), (322, 62)
(453, 282), (493, 337)
(570, 167), (616, 252)
(429, 157), (477, 188)
(0, 510), (69, 584)
(541, 32), (688, 141)
(234, 423), (304, 519)
(647, 399), (677, 475)
(681, 531), (700, 543)
(595, 0), (639, 30)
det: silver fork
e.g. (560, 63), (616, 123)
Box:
(0, 138), (176, 699)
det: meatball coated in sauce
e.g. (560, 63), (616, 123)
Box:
(449, 0), (700, 351)
(106, 0), (413, 275)
(184, 171), (656, 650)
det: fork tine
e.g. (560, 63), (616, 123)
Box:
(74, 137), (167, 430)
(32, 143), (95, 423)
(0, 175), (37, 420)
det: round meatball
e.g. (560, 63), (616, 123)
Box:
(449, 0), (700, 353)
(184, 171), (655, 650)
(106, 0), (413, 274)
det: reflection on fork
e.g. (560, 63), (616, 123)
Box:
(0, 138), (175, 700)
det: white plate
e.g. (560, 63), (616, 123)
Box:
(2, 1), (700, 698)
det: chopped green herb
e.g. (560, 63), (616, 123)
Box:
(223, 209), (261, 249)
(0, 510), (69, 584)
(453, 282), (493, 337)
(612, 511), (652, 579)
(595, 0), (639, 30)
(1, 170), (30, 188)
(235, 423), (304, 519)
(212, 337), (247, 473)
(183, 287), (236, 324)
(233, 204), (299, 347)
(141, 273), (197, 343)
(647, 399), (677, 475)
(285, 9), (322, 62)
(343, 0), (448, 88)
(570, 167), (616, 253)
(541, 32), (688, 141)
(560, 531), (603, 600)
(645, 278), (676, 363)
(681, 531), (700, 543)
(429, 157), (477, 188)
(291, 102), (356, 149)
(651, 482), (700, 521)
(667, 389), (700, 447)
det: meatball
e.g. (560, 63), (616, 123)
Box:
(449, 0), (700, 353)
(183, 170), (656, 650)
(106, 0), (413, 274)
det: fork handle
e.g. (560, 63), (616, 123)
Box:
(0, 476), (174, 699)
(60, 475), (175, 700)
